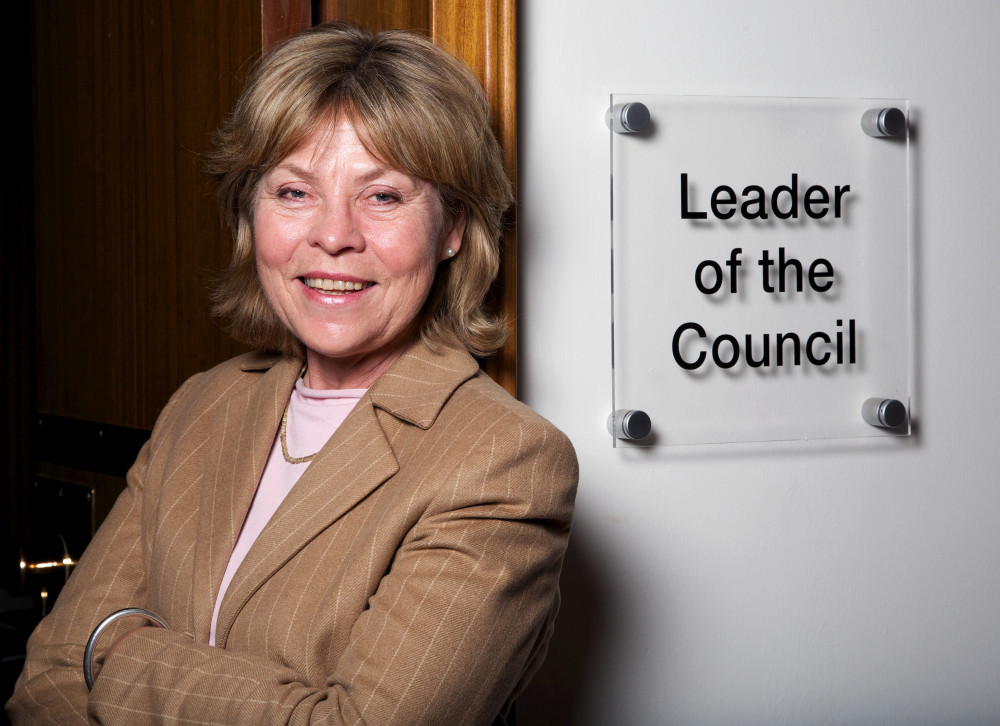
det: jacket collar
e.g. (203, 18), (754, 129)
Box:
(367, 335), (480, 429)
(237, 336), (480, 427)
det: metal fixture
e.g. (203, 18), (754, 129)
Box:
(608, 409), (652, 440)
(861, 397), (907, 428)
(861, 107), (906, 137)
(606, 102), (650, 134)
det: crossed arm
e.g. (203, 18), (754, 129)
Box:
(8, 395), (578, 726)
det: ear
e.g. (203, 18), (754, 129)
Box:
(438, 208), (467, 262)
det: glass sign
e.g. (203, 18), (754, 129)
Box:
(610, 95), (912, 446)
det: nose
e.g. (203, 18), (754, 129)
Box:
(308, 199), (365, 255)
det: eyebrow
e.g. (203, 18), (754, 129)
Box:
(269, 162), (419, 189)
(269, 163), (320, 185)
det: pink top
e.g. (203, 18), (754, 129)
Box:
(209, 379), (366, 646)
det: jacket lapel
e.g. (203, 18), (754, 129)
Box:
(366, 336), (480, 430)
(190, 353), (299, 642)
(213, 338), (478, 646)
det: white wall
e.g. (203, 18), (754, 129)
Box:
(516, 2), (1000, 724)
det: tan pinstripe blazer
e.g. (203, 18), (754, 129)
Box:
(8, 338), (578, 725)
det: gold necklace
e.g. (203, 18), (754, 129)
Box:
(280, 364), (316, 464)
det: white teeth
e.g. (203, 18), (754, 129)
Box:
(303, 277), (373, 293)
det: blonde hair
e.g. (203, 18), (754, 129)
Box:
(208, 22), (512, 356)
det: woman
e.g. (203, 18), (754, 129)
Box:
(8, 22), (577, 726)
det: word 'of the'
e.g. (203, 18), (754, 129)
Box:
(695, 247), (834, 295)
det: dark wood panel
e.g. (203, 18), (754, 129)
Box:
(32, 2), (133, 427)
(32, 2), (261, 431)
(324, 0), (431, 32)
(262, 0), (312, 52)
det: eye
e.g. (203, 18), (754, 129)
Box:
(277, 187), (308, 201)
(370, 191), (400, 204)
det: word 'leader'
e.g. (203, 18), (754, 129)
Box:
(680, 173), (851, 220)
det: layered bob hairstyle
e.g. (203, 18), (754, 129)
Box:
(208, 22), (513, 357)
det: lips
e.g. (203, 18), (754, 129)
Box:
(302, 277), (375, 294)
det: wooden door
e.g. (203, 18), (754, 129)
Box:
(24, 2), (264, 535)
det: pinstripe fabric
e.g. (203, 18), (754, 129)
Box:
(7, 339), (578, 726)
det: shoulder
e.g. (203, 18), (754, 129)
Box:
(376, 341), (573, 456)
(436, 369), (578, 493)
(148, 350), (296, 439)
(167, 351), (287, 405)
(452, 370), (572, 447)
(373, 338), (577, 466)
(194, 349), (286, 388)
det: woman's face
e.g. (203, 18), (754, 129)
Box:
(255, 119), (463, 388)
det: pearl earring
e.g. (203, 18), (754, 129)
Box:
(445, 248), (456, 258)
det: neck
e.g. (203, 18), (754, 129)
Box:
(303, 336), (416, 390)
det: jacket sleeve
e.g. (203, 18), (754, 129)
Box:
(83, 412), (578, 726)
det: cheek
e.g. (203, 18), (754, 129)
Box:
(410, 210), (450, 272)
(254, 215), (297, 272)
(397, 239), (442, 288)
(372, 218), (438, 275)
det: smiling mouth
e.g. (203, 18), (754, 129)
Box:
(302, 277), (375, 295)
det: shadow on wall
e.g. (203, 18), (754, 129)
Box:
(518, 532), (609, 725)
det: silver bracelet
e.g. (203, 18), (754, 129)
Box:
(84, 607), (168, 690)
